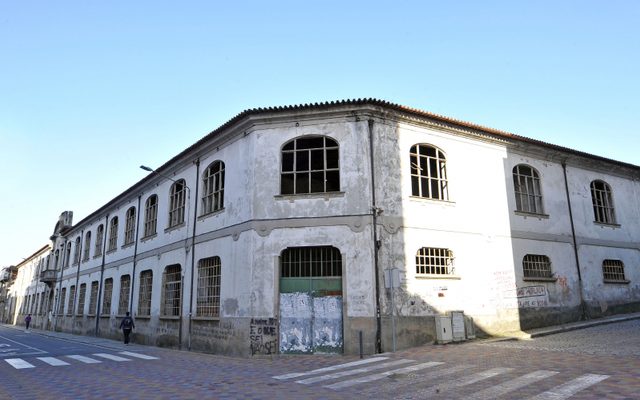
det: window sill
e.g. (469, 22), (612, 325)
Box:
(604, 279), (630, 284)
(134, 314), (151, 319)
(199, 208), (225, 221)
(165, 223), (186, 233)
(523, 277), (557, 282)
(275, 191), (345, 201)
(594, 222), (621, 228)
(121, 242), (134, 249)
(100, 314), (111, 318)
(93, 254), (102, 260)
(409, 196), (456, 206)
(515, 211), (549, 219)
(190, 316), (221, 321)
(141, 233), (157, 242)
(106, 249), (117, 255)
(416, 274), (461, 280)
(159, 315), (180, 320)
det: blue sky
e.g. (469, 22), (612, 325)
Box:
(1, 1), (638, 267)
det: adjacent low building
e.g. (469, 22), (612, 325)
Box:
(3, 99), (639, 356)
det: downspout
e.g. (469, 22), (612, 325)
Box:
(130, 195), (142, 313)
(95, 213), (109, 335)
(367, 118), (382, 354)
(71, 229), (84, 334)
(53, 241), (67, 331)
(562, 162), (588, 321)
(187, 159), (200, 351)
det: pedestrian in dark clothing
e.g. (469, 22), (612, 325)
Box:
(25, 314), (32, 330)
(119, 312), (135, 344)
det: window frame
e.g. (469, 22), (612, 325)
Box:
(83, 231), (91, 261)
(602, 259), (628, 283)
(102, 278), (113, 316)
(88, 281), (99, 316)
(201, 161), (225, 215)
(415, 247), (455, 277)
(410, 144), (449, 201)
(522, 254), (554, 280)
(161, 264), (182, 317)
(124, 207), (136, 246)
(108, 217), (118, 252)
(590, 180), (616, 225)
(144, 195), (158, 237)
(168, 180), (187, 228)
(280, 135), (340, 195)
(94, 225), (104, 257)
(77, 283), (86, 315)
(513, 164), (544, 215)
(138, 270), (153, 316)
(67, 285), (76, 316)
(118, 275), (131, 315)
(196, 257), (221, 318)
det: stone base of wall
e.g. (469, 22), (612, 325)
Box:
(380, 315), (436, 352)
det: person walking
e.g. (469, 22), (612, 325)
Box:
(119, 312), (135, 345)
(25, 314), (32, 331)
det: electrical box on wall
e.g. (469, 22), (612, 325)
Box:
(451, 311), (466, 342)
(435, 315), (453, 344)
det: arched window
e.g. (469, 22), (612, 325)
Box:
(138, 270), (153, 316)
(590, 180), (616, 224)
(73, 236), (81, 265)
(410, 144), (448, 200)
(162, 264), (182, 316)
(118, 275), (131, 315)
(416, 247), (454, 275)
(522, 254), (552, 279)
(64, 242), (71, 268)
(196, 257), (221, 317)
(202, 161), (225, 214)
(169, 180), (187, 228)
(95, 224), (104, 257)
(513, 164), (543, 214)
(280, 246), (342, 278)
(83, 231), (91, 261)
(124, 207), (136, 245)
(281, 136), (340, 195)
(144, 195), (158, 237)
(108, 217), (118, 252)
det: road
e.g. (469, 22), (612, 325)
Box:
(1, 319), (639, 399)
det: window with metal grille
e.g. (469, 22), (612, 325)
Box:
(64, 242), (71, 268)
(102, 278), (113, 315)
(162, 264), (181, 316)
(83, 231), (91, 261)
(416, 247), (454, 275)
(118, 275), (131, 315)
(280, 246), (342, 277)
(513, 164), (543, 214)
(591, 180), (616, 224)
(202, 161), (225, 215)
(281, 136), (340, 195)
(73, 236), (81, 265)
(523, 254), (552, 279)
(144, 195), (158, 237)
(169, 180), (186, 228)
(77, 283), (86, 315)
(410, 144), (448, 200)
(196, 257), (221, 317)
(95, 225), (104, 257)
(35, 293), (40, 315)
(602, 259), (626, 282)
(58, 288), (66, 315)
(124, 207), (136, 245)
(108, 217), (118, 251)
(88, 281), (99, 315)
(39, 292), (45, 316)
(67, 285), (76, 316)
(138, 270), (153, 316)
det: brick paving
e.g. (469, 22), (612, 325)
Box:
(1, 315), (639, 399)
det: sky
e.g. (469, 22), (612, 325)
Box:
(1, 1), (638, 267)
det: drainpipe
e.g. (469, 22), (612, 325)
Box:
(71, 229), (84, 334)
(53, 240), (67, 331)
(187, 159), (200, 351)
(367, 118), (383, 354)
(562, 162), (588, 321)
(95, 213), (109, 335)
(130, 195), (142, 313)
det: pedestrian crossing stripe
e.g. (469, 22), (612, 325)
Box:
(93, 353), (131, 362)
(119, 351), (159, 360)
(527, 374), (610, 400)
(66, 355), (101, 364)
(37, 357), (70, 366)
(297, 359), (415, 384)
(325, 361), (445, 389)
(273, 356), (389, 380)
(3, 352), (159, 369)
(4, 358), (35, 369)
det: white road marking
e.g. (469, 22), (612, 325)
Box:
(92, 353), (131, 362)
(5, 358), (35, 369)
(272, 356), (389, 380)
(37, 357), (70, 366)
(66, 355), (102, 364)
(0, 334), (48, 354)
(119, 351), (158, 360)
(527, 374), (610, 400)
(325, 361), (444, 390)
(297, 359), (414, 384)
(466, 370), (559, 399)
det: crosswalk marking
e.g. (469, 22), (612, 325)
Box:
(272, 356), (389, 380)
(466, 370), (559, 399)
(66, 355), (101, 364)
(297, 359), (414, 384)
(4, 358), (35, 369)
(527, 374), (609, 400)
(93, 353), (131, 362)
(37, 357), (70, 366)
(325, 361), (444, 390)
(119, 351), (158, 360)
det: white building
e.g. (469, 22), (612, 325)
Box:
(3, 99), (639, 356)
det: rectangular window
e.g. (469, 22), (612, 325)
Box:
(67, 285), (76, 316)
(603, 259), (627, 282)
(77, 283), (86, 315)
(416, 247), (454, 275)
(523, 254), (552, 279)
(102, 278), (113, 315)
(118, 275), (131, 315)
(88, 281), (99, 315)
(138, 270), (153, 316)
(58, 288), (66, 315)
(162, 265), (181, 316)
(196, 257), (221, 317)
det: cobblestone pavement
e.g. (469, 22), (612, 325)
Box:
(1, 317), (639, 399)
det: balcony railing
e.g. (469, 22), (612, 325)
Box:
(40, 269), (58, 283)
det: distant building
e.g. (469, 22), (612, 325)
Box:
(5, 99), (640, 356)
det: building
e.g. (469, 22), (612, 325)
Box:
(3, 99), (639, 356)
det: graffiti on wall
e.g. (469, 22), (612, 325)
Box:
(249, 318), (278, 355)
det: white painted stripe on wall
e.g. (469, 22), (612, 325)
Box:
(325, 361), (444, 390)
(66, 355), (101, 364)
(119, 351), (158, 360)
(272, 356), (389, 380)
(467, 370), (559, 399)
(297, 359), (414, 384)
(5, 358), (35, 369)
(37, 357), (70, 366)
(93, 353), (131, 362)
(528, 374), (609, 400)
